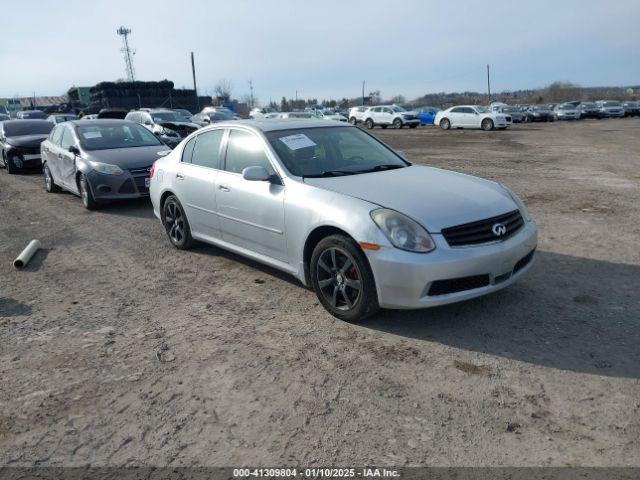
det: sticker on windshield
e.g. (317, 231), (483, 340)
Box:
(82, 131), (102, 139)
(279, 134), (316, 150)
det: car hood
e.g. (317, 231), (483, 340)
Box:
(6, 134), (49, 148)
(303, 165), (517, 232)
(83, 145), (171, 169)
(157, 121), (199, 130)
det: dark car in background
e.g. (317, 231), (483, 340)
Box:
(0, 120), (53, 173)
(191, 109), (235, 127)
(525, 105), (555, 122)
(97, 108), (129, 119)
(47, 113), (79, 124)
(622, 101), (640, 117)
(40, 120), (171, 209)
(578, 102), (602, 119)
(0, 113), (10, 122)
(172, 109), (193, 121)
(499, 105), (526, 123)
(16, 110), (47, 119)
(125, 109), (199, 148)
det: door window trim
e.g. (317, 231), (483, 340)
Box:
(180, 127), (225, 170)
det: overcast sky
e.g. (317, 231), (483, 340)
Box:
(1, 0), (639, 103)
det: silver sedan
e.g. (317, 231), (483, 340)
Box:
(149, 120), (537, 321)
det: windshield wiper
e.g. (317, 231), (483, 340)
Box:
(303, 170), (357, 178)
(354, 164), (406, 174)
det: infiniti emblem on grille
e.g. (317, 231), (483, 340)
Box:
(492, 223), (507, 236)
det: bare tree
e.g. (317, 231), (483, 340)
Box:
(214, 79), (233, 100)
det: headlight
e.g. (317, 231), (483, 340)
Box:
(90, 161), (123, 176)
(501, 185), (531, 222)
(370, 208), (435, 253)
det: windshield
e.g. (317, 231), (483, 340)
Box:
(533, 106), (548, 111)
(210, 111), (234, 120)
(77, 123), (162, 150)
(581, 102), (596, 108)
(152, 112), (182, 122)
(604, 101), (621, 107)
(502, 107), (517, 112)
(3, 121), (53, 136)
(391, 106), (406, 112)
(559, 104), (573, 110)
(474, 106), (489, 113)
(265, 126), (408, 178)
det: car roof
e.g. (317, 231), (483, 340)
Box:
(207, 119), (352, 133)
(69, 119), (138, 127)
(2, 119), (52, 126)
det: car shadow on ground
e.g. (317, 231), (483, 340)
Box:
(364, 251), (640, 379)
(98, 198), (155, 219)
(190, 243), (304, 287)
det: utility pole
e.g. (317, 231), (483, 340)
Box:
(191, 52), (200, 111)
(116, 26), (136, 82)
(487, 64), (491, 103)
(249, 79), (254, 108)
(362, 81), (365, 106)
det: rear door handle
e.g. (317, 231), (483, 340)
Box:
(218, 184), (230, 192)
(176, 173), (185, 180)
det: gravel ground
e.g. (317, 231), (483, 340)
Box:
(0, 118), (639, 467)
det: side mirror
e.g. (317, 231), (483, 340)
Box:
(242, 166), (271, 182)
(203, 118), (211, 124)
(144, 120), (152, 126)
(69, 145), (80, 155)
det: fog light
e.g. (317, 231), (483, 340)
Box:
(97, 185), (112, 193)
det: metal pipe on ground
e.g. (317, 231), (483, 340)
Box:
(13, 239), (41, 269)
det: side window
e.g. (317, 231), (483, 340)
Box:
(383, 108), (392, 114)
(450, 108), (462, 113)
(60, 126), (75, 149)
(51, 125), (64, 145)
(224, 129), (274, 175)
(181, 136), (196, 163)
(190, 129), (223, 168)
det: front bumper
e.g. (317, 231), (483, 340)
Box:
(7, 148), (43, 169)
(366, 220), (538, 309)
(86, 169), (151, 201)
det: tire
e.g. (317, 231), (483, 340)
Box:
(481, 118), (494, 131)
(310, 234), (379, 322)
(78, 173), (99, 210)
(393, 118), (403, 129)
(365, 119), (374, 129)
(162, 195), (194, 250)
(439, 118), (451, 130)
(43, 163), (61, 193)
(6, 154), (19, 174)
(349, 117), (357, 125)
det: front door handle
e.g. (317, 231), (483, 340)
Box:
(176, 173), (185, 180)
(218, 184), (230, 192)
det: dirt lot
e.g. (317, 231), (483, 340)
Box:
(1, 119), (639, 467)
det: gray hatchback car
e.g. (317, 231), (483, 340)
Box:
(41, 119), (171, 209)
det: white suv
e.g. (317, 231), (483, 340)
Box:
(363, 105), (420, 129)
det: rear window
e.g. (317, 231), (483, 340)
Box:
(3, 121), (53, 136)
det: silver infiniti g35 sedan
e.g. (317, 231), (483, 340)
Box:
(149, 119), (537, 321)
